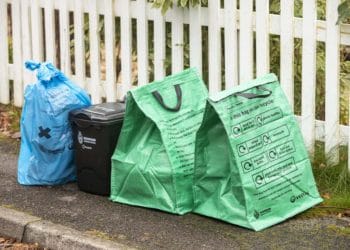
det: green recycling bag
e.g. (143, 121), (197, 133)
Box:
(110, 68), (208, 214)
(194, 73), (322, 231)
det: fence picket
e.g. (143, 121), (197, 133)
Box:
(280, 0), (294, 109)
(59, 0), (71, 75)
(104, 0), (117, 100)
(255, 0), (269, 77)
(11, 0), (23, 107)
(172, 6), (184, 74)
(73, 0), (85, 88)
(88, 0), (101, 103)
(224, 0), (238, 88)
(301, 0), (317, 156)
(44, 0), (55, 65)
(0, 0), (9, 104)
(153, 10), (166, 80)
(239, 0), (253, 83)
(1, 0), (349, 170)
(136, 0), (149, 86)
(325, 0), (340, 166)
(20, 0), (33, 88)
(208, 0), (221, 92)
(189, 6), (202, 75)
(120, 0), (132, 95)
(30, 0), (43, 61)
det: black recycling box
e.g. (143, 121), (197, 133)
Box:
(69, 102), (125, 195)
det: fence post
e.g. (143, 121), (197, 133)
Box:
(74, 0), (86, 89)
(0, 1), (9, 104)
(301, 0), (317, 157)
(104, 0), (117, 100)
(255, 0), (270, 77)
(189, 5), (202, 76)
(12, 0), (23, 107)
(280, 0), (294, 109)
(88, 0), (102, 103)
(325, 0), (340, 166)
(208, 0), (221, 92)
(153, 9), (166, 80)
(30, 0), (43, 61)
(239, 0), (253, 83)
(224, 0), (238, 88)
(59, 0), (71, 76)
(44, 0), (56, 65)
(21, 0), (33, 88)
(172, 6), (184, 74)
(120, 0), (132, 96)
(136, 0), (149, 86)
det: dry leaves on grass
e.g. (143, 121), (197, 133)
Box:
(321, 193), (331, 200)
(0, 111), (11, 135)
(0, 105), (21, 139)
(0, 236), (46, 250)
(343, 210), (350, 217)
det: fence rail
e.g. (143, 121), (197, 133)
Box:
(0, 0), (349, 169)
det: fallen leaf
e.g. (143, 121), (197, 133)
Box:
(319, 163), (326, 168)
(0, 112), (10, 132)
(11, 131), (21, 139)
(0, 236), (43, 249)
(322, 193), (331, 199)
(343, 210), (350, 217)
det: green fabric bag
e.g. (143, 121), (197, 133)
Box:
(194, 73), (323, 231)
(110, 68), (208, 215)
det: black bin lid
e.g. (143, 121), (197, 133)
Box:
(70, 102), (125, 122)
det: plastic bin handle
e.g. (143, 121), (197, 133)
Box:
(233, 86), (272, 99)
(71, 119), (91, 129)
(152, 84), (182, 112)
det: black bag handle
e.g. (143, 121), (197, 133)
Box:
(234, 86), (272, 99)
(152, 84), (182, 112)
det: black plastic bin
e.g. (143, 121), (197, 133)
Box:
(69, 102), (125, 196)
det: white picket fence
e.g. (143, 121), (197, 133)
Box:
(0, 0), (349, 168)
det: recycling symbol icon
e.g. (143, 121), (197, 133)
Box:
(256, 115), (263, 126)
(262, 134), (271, 144)
(243, 161), (253, 171)
(269, 149), (277, 159)
(232, 126), (241, 136)
(238, 144), (248, 154)
(255, 175), (264, 185)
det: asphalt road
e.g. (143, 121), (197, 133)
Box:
(0, 138), (349, 249)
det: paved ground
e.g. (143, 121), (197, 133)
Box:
(0, 139), (350, 249)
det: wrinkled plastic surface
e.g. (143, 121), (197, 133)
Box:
(18, 61), (91, 185)
(194, 73), (323, 231)
(110, 68), (208, 214)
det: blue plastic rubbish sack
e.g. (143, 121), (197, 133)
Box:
(18, 61), (91, 185)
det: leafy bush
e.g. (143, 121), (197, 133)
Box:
(152, 0), (208, 14)
(337, 0), (350, 24)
